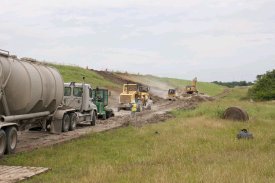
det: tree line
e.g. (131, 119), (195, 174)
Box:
(212, 81), (253, 88)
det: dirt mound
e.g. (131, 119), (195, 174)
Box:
(173, 94), (214, 103)
(94, 70), (143, 89)
(145, 112), (174, 124)
(223, 107), (249, 121)
(188, 95), (214, 102)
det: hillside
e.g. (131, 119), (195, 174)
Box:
(51, 64), (224, 97)
(51, 64), (120, 90)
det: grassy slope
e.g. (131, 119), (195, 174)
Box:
(1, 88), (274, 182)
(47, 64), (224, 96)
(115, 73), (224, 96)
(51, 64), (120, 90)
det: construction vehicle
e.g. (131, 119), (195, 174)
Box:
(185, 77), (198, 94)
(0, 49), (97, 157)
(167, 89), (177, 100)
(91, 87), (114, 120)
(118, 83), (151, 111)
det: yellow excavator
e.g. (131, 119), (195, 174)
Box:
(185, 77), (198, 94)
(118, 84), (151, 111)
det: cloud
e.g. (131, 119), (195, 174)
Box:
(0, 0), (274, 82)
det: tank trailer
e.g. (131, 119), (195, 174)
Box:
(0, 50), (97, 157)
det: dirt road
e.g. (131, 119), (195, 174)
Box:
(15, 94), (212, 154)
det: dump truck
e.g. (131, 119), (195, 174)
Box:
(185, 77), (198, 94)
(0, 50), (97, 157)
(91, 87), (114, 120)
(118, 84), (151, 111)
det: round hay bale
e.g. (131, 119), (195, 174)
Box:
(223, 107), (249, 121)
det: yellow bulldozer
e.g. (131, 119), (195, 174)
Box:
(185, 77), (198, 94)
(167, 89), (177, 100)
(118, 84), (151, 111)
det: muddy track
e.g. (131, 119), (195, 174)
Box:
(14, 96), (203, 154)
(214, 88), (231, 99)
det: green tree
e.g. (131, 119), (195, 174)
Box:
(248, 70), (275, 100)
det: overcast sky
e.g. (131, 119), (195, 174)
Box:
(0, 0), (274, 82)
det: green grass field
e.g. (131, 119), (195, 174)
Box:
(0, 88), (274, 183)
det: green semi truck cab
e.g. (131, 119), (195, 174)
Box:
(92, 88), (114, 120)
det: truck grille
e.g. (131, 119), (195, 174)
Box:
(120, 95), (132, 104)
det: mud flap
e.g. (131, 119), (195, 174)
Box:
(50, 119), (62, 134)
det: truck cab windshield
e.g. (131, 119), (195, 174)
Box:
(73, 87), (83, 97)
(124, 85), (137, 92)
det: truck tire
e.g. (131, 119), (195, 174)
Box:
(91, 111), (96, 126)
(69, 113), (77, 131)
(106, 111), (110, 119)
(102, 114), (107, 120)
(0, 130), (6, 157)
(62, 113), (70, 132)
(5, 127), (17, 154)
(106, 110), (114, 119)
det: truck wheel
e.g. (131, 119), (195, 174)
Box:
(0, 130), (6, 157)
(69, 113), (77, 131)
(5, 127), (17, 154)
(62, 113), (70, 132)
(106, 111), (113, 119)
(91, 111), (96, 126)
(106, 111), (110, 119)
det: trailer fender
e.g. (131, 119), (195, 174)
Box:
(0, 123), (18, 130)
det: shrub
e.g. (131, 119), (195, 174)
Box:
(248, 70), (275, 101)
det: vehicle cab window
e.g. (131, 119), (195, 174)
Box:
(64, 87), (71, 96)
(73, 87), (83, 97)
(89, 88), (93, 98)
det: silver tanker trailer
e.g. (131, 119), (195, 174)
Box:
(0, 49), (97, 157)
